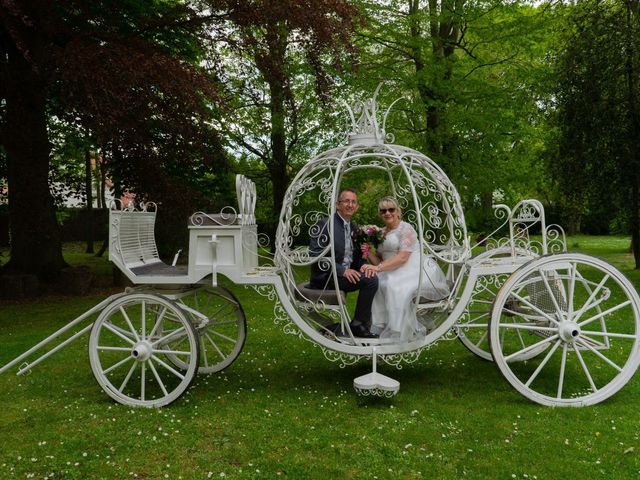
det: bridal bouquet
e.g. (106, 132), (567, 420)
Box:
(352, 225), (384, 257)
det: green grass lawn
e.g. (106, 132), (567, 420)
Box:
(1, 238), (640, 479)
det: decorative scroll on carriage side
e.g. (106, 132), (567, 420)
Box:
(473, 199), (567, 260)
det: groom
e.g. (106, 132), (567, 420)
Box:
(309, 188), (379, 338)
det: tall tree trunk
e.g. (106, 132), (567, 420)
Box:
(269, 82), (288, 230)
(263, 22), (289, 238)
(624, 0), (640, 268)
(3, 40), (66, 280)
(409, 0), (463, 159)
(84, 149), (94, 254)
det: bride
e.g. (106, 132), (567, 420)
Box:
(360, 196), (450, 340)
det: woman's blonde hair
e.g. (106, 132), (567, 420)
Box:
(378, 196), (401, 217)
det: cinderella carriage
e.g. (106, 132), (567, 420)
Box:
(2, 90), (639, 408)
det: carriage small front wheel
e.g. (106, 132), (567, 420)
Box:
(88, 293), (200, 407)
(489, 253), (640, 406)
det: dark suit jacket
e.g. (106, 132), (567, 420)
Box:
(309, 213), (365, 288)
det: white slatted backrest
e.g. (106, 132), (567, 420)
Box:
(235, 174), (256, 225)
(112, 208), (161, 269)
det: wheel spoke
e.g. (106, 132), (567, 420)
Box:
(140, 301), (146, 340)
(567, 262), (576, 318)
(141, 362), (146, 401)
(148, 358), (169, 396)
(575, 338), (623, 373)
(209, 319), (239, 326)
(151, 355), (186, 380)
(193, 293), (200, 311)
(206, 303), (235, 321)
(470, 299), (493, 306)
(474, 330), (488, 348)
(504, 334), (559, 362)
(200, 336), (210, 369)
(515, 327), (526, 351)
(152, 326), (187, 347)
(103, 354), (134, 375)
(208, 329), (238, 344)
(205, 333), (227, 360)
(578, 300), (632, 328)
(106, 323), (137, 339)
(153, 348), (192, 356)
(148, 306), (168, 338)
(97, 346), (133, 352)
(557, 343), (568, 399)
(539, 270), (565, 319)
(573, 345), (598, 393)
(572, 274), (609, 324)
(510, 292), (560, 326)
(119, 361), (138, 393)
(119, 306), (140, 342)
(581, 330), (638, 340)
(495, 323), (557, 333)
(458, 323), (491, 328)
(503, 306), (526, 317)
(524, 339), (562, 387)
(103, 322), (136, 345)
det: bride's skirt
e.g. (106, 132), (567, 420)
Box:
(371, 255), (449, 341)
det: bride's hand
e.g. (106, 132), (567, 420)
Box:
(360, 264), (377, 278)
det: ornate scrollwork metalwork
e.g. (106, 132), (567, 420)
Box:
(323, 350), (362, 367)
(477, 199), (563, 258)
(546, 224), (567, 253)
(380, 349), (425, 368)
(456, 273), (509, 335)
(189, 207), (238, 226)
(354, 386), (397, 398)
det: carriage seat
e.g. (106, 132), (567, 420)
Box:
(130, 262), (188, 277)
(295, 283), (346, 305)
(110, 204), (188, 282)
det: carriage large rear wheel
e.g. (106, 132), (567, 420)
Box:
(89, 293), (199, 407)
(490, 254), (640, 406)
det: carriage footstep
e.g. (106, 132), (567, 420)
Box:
(354, 372), (400, 398)
(353, 347), (399, 397)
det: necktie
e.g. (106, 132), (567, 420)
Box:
(343, 222), (352, 268)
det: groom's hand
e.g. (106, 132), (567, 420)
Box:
(343, 268), (360, 284)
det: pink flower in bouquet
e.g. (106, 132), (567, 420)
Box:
(352, 225), (384, 257)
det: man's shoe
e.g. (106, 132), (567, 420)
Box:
(349, 323), (378, 338)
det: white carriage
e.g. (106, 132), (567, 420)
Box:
(2, 92), (640, 408)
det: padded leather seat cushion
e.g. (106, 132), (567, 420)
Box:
(295, 283), (346, 305)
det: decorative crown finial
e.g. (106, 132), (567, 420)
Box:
(343, 84), (403, 146)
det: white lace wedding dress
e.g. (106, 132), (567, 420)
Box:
(370, 221), (450, 341)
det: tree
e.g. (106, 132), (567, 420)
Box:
(354, 0), (556, 230)
(208, 0), (359, 234)
(0, 0), (225, 280)
(552, 0), (640, 267)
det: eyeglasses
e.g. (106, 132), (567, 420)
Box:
(338, 200), (358, 206)
(379, 207), (396, 214)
